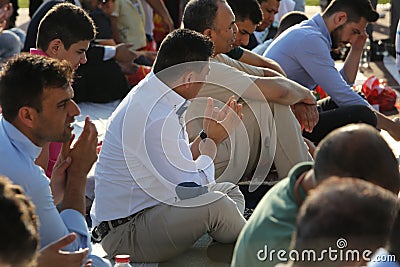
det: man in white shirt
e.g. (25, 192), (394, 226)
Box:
(91, 29), (246, 262)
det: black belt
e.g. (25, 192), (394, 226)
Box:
(91, 211), (141, 243)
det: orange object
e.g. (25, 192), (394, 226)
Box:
(314, 85), (328, 100)
(127, 65), (152, 86)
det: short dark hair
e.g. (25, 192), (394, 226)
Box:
(153, 29), (214, 76)
(183, 0), (224, 33)
(0, 176), (39, 267)
(314, 124), (400, 194)
(37, 3), (96, 51)
(275, 11), (308, 37)
(257, 0), (281, 4)
(227, 0), (262, 25)
(0, 53), (74, 122)
(323, 0), (378, 23)
(293, 177), (398, 266)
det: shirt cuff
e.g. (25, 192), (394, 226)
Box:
(60, 209), (90, 250)
(103, 46), (116, 61)
(195, 155), (215, 184)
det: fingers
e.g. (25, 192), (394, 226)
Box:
(59, 248), (89, 267)
(47, 233), (76, 251)
(294, 104), (319, 133)
(123, 43), (134, 48)
(60, 134), (75, 160)
(221, 99), (242, 130)
(79, 117), (98, 144)
(204, 97), (214, 123)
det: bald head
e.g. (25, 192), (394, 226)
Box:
(314, 124), (400, 194)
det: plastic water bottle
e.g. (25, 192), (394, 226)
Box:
(114, 255), (132, 267)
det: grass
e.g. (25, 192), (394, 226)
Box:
(17, 0), (391, 9)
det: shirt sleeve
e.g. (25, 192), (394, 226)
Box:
(144, 117), (215, 187)
(103, 46), (116, 61)
(225, 47), (244, 60)
(30, 172), (89, 250)
(294, 35), (370, 107)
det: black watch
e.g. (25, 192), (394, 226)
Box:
(199, 129), (207, 142)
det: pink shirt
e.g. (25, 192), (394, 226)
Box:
(30, 48), (63, 178)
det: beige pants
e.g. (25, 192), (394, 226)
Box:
(101, 182), (246, 262)
(186, 98), (312, 182)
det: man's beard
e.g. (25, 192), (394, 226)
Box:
(330, 24), (343, 50)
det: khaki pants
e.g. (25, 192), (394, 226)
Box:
(186, 98), (312, 182)
(101, 182), (246, 262)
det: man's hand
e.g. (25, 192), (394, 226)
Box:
(50, 137), (74, 205)
(38, 233), (90, 267)
(114, 43), (137, 63)
(118, 61), (139, 75)
(350, 30), (368, 52)
(292, 103), (319, 133)
(68, 117), (98, 178)
(203, 96), (243, 145)
(162, 15), (174, 33)
(139, 50), (158, 63)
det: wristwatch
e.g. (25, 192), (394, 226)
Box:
(199, 129), (207, 142)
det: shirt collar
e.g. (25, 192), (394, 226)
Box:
(29, 48), (50, 57)
(1, 118), (42, 161)
(147, 72), (190, 116)
(311, 13), (332, 47)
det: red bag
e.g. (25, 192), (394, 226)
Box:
(361, 76), (397, 111)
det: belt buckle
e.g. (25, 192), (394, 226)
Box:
(91, 226), (103, 243)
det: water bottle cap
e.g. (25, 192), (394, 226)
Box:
(115, 254), (130, 263)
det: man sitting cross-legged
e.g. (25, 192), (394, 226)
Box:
(91, 28), (247, 262)
(183, 0), (317, 182)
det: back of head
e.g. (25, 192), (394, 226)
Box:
(323, 0), (378, 23)
(275, 11), (308, 37)
(314, 124), (400, 194)
(183, 0), (223, 33)
(153, 28), (214, 81)
(293, 177), (398, 266)
(0, 176), (39, 267)
(257, 0), (281, 4)
(0, 53), (73, 123)
(227, 0), (262, 25)
(37, 3), (96, 51)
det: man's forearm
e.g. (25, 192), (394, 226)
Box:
(248, 77), (315, 106)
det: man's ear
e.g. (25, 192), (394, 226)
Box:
(17, 107), (37, 129)
(183, 71), (193, 89)
(47, 39), (64, 57)
(333, 11), (347, 27)
(203, 28), (213, 39)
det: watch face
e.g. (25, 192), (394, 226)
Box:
(200, 130), (207, 140)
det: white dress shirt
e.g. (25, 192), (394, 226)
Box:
(91, 72), (215, 226)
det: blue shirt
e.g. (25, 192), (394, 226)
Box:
(0, 117), (111, 266)
(264, 14), (370, 107)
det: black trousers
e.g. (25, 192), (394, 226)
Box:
(303, 97), (377, 144)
